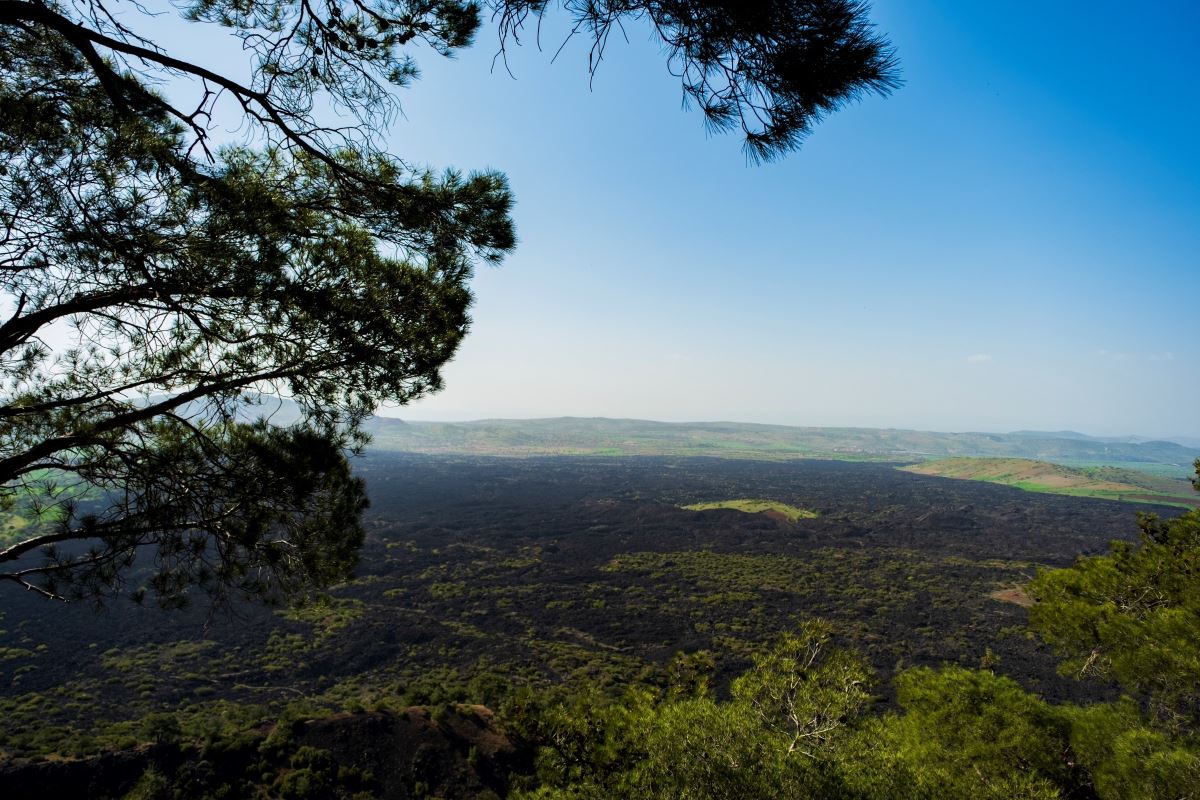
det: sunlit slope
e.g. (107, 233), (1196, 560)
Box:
(900, 457), (1199, 508)
(681, 499), (819, 521)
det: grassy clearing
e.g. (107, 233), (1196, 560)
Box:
(1050, 459), (1195, 481)
(681, 499), (819, 521)
(901, 457), (1198, 508)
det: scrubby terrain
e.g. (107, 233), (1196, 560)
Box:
(2, 454), (1195, 797)
(2, 457), (1168, 746)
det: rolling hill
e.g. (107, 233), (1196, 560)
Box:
(363, 417), (1200, 476)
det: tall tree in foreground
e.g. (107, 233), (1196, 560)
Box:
(1029, 461), (1200, 733)
(1025, 462), (1200, 798)
(0, 0), (898, 606)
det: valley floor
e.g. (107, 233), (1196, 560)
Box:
(1, 454), (1169, 762)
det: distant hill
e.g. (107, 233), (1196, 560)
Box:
(1007, 430), (1097, 441)
(363, 417), (1200, 476)
(1008, 429), (1197, 447)
(159, 399), (1200, 467)
(901, 457), (1199, 508)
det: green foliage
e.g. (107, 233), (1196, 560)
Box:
(280, 598), (365, 636)
(846, 666), (1074, 799)
(140, 712), (182, 747)
(6, 614), (1200, 799)
(1029, 500), (1200, 729)
(515, 607), (1200, 800)
(6, 462), (1199, 798)
(517, 627), (873, 799)
(276, 746), (340, 799)
(731, 620), (871, 757)
(1020, 467), (1200, 797)
(682, 498), (819, 521)
(665, 649), (717, 698)
(0, 16), (511, 604)
(618, 698), (820, 800)
(1062, 700), (1200, 800)
(123, 767), (173, 800)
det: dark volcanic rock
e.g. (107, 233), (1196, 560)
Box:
(912, 505), (980, 531)
(297, 706), (521, 800)
(0, 707), (521, 800)
(0, 455), (1180, 772)
(0, 744), (180, 800)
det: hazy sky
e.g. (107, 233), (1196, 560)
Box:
(178, 2), (1200, 436)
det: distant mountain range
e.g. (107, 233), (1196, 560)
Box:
(1008, 430), (1200, 447)
(361, 416), (1200, 475)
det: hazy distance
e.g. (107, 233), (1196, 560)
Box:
(379, 2), (1198, 439)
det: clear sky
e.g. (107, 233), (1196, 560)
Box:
(178, 2), (1200, 437)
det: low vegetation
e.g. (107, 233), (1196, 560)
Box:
(4, 496), (1198, 798)
(2, 456), (1197, 798)
(681, 498), (819, 521)
(902, 457), (1200, 508)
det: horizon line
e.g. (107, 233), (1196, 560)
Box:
(369, 413), (1200, 445)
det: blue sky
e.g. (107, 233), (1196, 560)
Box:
(169, 2), (1200, 436)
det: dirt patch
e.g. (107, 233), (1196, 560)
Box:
(1123, 493), (1200, 508)
(990, 586), (1033, 608)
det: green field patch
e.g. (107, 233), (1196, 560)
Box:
(680, 498), (818, 521)
(901, 457), (1199, 508)
(99, 641), (218, 681)
(279, 597), (365, 631)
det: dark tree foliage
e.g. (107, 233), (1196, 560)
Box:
(0, 16), (511, 606)
(0, 0), (896, 607)
(494, 1), (900, 160)
(1030, 460), (1200, 734)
